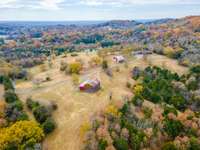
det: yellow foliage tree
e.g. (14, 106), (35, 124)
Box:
(133, 84), (143, 95)
(163, 46), (175, 58)
(105, 105), (121, 118)
(163, 46), (183, 58)
(69, 62), (82, 74)
(80, 122), (91, 138)
(90, 56), (102, 66)
(0, 121), (44, 149)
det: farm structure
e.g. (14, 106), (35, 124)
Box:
(79, 79), (100, 92)
(113, 55), (125, 63)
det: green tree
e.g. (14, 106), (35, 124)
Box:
(114, 138), (129, 150)
(163, 118), (183, 138)
(33, 106), (50, 123)
(42, 118), (56, 134)
(4, 90), (19, 103)
(98, 139), (108, 150)
(161, 142), (178, 150)
(3, 76), (14, 91)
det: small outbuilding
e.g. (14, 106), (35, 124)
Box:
(113, 55), (125, 63)
(79, 79), (100, 92)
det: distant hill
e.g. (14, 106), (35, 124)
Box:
(144, 18), (174, 25)
(95, 20), (141, 29)
(174, 16), (200, 31)
(93, 16), (200, 30)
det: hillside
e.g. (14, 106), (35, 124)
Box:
(95, 20), (141, 29)
(13, 52), (189, 150)
(0, 15), (200, 150)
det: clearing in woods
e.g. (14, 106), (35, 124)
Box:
(15, 52), (188, 150)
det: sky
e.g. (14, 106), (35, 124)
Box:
(0, 0), (200, 21)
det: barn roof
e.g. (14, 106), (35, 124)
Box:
(79, 79), (100, 87)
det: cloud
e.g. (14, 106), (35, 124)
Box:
(40, 0), (65, 10)
(0, 0), (65, 10)
(79, 0), (200, 5)
(0, 0), (200, 10)
(0, 0), (19, 8)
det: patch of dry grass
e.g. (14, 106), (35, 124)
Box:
(15, 52), (188, 150)
(0, 85), (4, 101)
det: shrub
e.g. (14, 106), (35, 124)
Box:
(105, 105), (121, 118)
(33, 106), (50, 123)
(98, 139), (108, 150)
(10, 100), (23, 111)
(46, 76), (51, 81)
(130, 132), (144, 150)
(133, 84), (143, 95)
(132, 67), (141, 80)
(60, 61), (68, 71)
(120, 102), (129, 115)
(50, 101), (58, 111)
(190, 65), (200, 74)
(170, 95), (186, 110)
(17, 112), (29, 121)
(188, 137), (200, 150)
(163, 118), (184, 138)
(26, 98), (40, 110)
(187, 80), (198, 91)
(0, 75), (3, 84)
(42, 118), (56, 134)
(80, 122), (91, 138)
(71, 53), (78, 57)
(113, 138), (129, 150)
(102, 60), (108, 70)
(3, 76), (14, 91)
(132, 95), (144, 107)
(126, 82), (131, 89)
(161, 142), (178, 150)
(90, 56), (102, 66)
(4, 105), (28, 122)
(68, 62), (82, 74)
(142, 107), (153, 119)
(0, 121), (44, 149)
(163, 46), (175, 58)
(4, 90), (19, 103)
(162, 105), (178, 117)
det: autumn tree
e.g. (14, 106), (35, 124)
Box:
(0, 121), (44, 149)
(68, 62), (82, 74)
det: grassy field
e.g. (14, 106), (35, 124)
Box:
(15, 52), (188, 150)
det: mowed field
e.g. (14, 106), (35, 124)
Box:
(15, 52), (188, 150)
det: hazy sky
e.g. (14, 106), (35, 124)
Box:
(0, 0), (200, 21)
